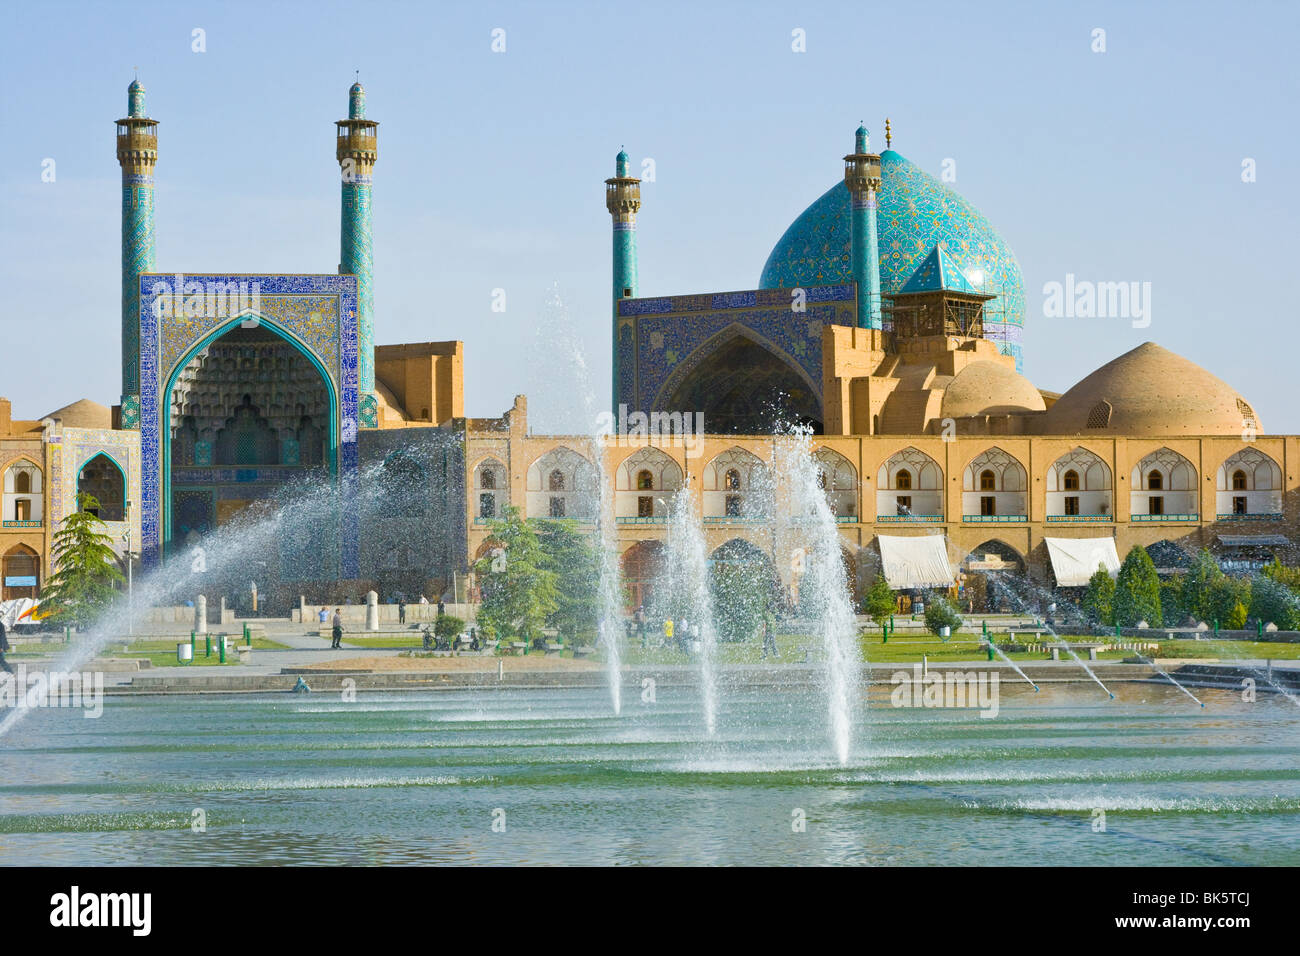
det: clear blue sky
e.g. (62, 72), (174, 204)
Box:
(3, 0), (1297, 432)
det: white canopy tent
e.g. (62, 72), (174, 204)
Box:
(0, 597), (40, 630)
(876, 534), (954, 589)
(1044, 537), (1121, 587)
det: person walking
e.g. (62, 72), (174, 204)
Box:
(398, 599), (407, 625)
(437, 598), (446, 617)
(419, 594), (429, 605)
(761, 612), (779, 659)
(331, 608), (344, 649)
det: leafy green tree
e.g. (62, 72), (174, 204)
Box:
(710, 562), (773, 643)
(1207, 575), (1252, 629)
(534, 518), (600, 642)
(41, 494), (125, 630)
(1081, 565), (1116, 626)
(1248, 574), (1300, 630)
(1159, 574), (1187, 626)
(862, 574), (897, 623)
(923, 594), (963, 636)
(1113, 545), (1162, 627)
(1261, 557), (1300, 594)
(473, 506), (557, 644)
(1181, 548), (1223, 623)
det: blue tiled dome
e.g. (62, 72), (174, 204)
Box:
(759, 149), (1026, 369)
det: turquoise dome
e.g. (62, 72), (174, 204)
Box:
(759, 149), (1025, 369)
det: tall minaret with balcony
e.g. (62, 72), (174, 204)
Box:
(843, 125), (882, 329)
(116, 78), (158, 424)
(336, 81), (378, 422)
(605, 149), (641, 412)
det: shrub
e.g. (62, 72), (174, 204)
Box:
(923, 595), (963, 636)
(1249, 574), (1300, 630)
(1114, 546), (1162, 627)
(1081, 565), (1116, 626)
(434, 614), (465, 638)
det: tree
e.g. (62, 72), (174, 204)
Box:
(1159, 574), (1187, 627)
(863, 574), (897, 623)
(1261, 556), (1300, 594)
(1248, 574), (1300, 630)
(533, 518), (600, 642)
(924, 594), (963, 636)
(472, 507), (557, 644)
(1181, 548), (1223, 623)
(1081, 565), (1116, 626)
(710, 561), (773, 643)
(1113, 545), (1162, 627)
(41, 494), (125, 630)
(1207, 575), (1251, 629)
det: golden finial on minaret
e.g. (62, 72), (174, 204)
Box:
(885, 117), (892, 149)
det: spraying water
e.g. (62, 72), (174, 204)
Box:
(988, 573), (1117, 699)
(536, 287), (625, 715)
(665, 483), (720, 735)
(770, 427), (860, 766)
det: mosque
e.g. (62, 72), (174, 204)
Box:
(2, 81), (1297, 615)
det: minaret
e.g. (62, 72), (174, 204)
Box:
(605, 149), (641, 412)
(336, 81), (378, 415)
(116, 78), (158, 420)
(843, 125), (882, 329)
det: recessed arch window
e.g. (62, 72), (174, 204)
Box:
(1063, 470), (1079, 491)
(77, 454), (126, 522)
(896, 469), (913, 490)
(979, 469), (995, 491)
(636, 469), (653, 491)
(1147, 471), (1163, 490)
(548, 469), (565, 492)
(725, 468), (741, 491)
(1232, 469), (1247, 491)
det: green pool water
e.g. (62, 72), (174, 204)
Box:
(1, 681), (1297, 865)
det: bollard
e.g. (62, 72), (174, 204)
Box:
(987, 640), (995, 662)
(882, 623), (888, 644)
(1258, 619), (1264, 638)
(64, 626), (71, 644)
(190, 631), (196, 661)
(205, 635), (212, 657)
(243, 623), (250, 643)
(1115, 623), (1121, 638)
(219, 634), (226, 664)
(1213, 619), (1219, 637)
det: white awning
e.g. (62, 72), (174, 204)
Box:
(1044, 536), (1120, 587)
(877, 534), (953, 590)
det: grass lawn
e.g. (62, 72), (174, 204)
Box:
(595, 629), (1298, 666)
(102, 637), (291, 667)
(1154, 639), (1300, 660)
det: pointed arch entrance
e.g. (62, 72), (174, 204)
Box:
(658, 327), (823, 433)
